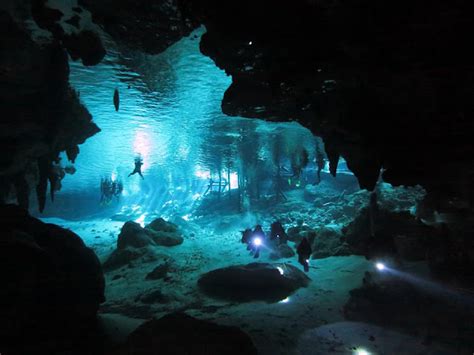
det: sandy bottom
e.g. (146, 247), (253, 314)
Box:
(40, 211), (456, 355)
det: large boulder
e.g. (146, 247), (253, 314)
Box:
(287, 225), (314, 243)
(343, 272), (474, 351)
(343, 207), (432, 260)
(198, 263), (310, 302)
(0, 204), (104, 354)
(146, 217), (178, 233)
(145, 217), (184, 246)
(111, 313), (257, 355)
(311, 226), (351, 259)
(104, 219), (179, 271)
(117, 221), (155, 249)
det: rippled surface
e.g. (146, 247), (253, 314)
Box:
(64, 28), (315, 199)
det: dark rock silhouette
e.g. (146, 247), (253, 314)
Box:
(0, 204), (104, 354)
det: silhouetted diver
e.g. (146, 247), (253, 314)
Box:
(128, 156), (144, 179)
(113, 88), (119, 111)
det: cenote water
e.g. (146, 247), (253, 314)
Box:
(34, 29), (444, 355)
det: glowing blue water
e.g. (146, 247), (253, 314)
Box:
(65, 28), (315, 199)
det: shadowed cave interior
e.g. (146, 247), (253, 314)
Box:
(1, 1), (474, 354)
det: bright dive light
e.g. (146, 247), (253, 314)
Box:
(253, 237), (262, 246)
(276, 267), (284, 275)
(375, 262), (385, 271)
(354, 348), (371, 355)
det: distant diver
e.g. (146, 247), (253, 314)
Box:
(241, 228), (253, 250)
(315, 139), (326, 184)
(113, 88), (119, 111)
(269, 220), (288, 245)
(100, 176), (123, 205)
(128, 156), (144, 179)
(251, 225), (266, 258)
(368, 191), (378, 237)
(297, 237), (312, 272)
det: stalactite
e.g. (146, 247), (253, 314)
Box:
(326, 147), (340, 177)
(66, 145), (80, 163)
(36, 158), (49, 213)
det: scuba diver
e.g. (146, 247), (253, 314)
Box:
(128, 155), (144, 179)
(100, 176), (124, 205)
(316, 150), (325, 184)
(100, 177), (112, 204)
(269, 220), (288, 245)
(297, 237), (312, 272)
(241, 228), (253, 250)
(250, 225), (266, 258)
(368, 191), (378, 237)
(315, 139), (326, 184)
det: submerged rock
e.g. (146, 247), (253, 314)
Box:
(311, 226), (351, 259)
(146, 262), (170, 280)
(104, 247), (170, 271)
(198, 263), (310, 302)
(344, 207), (432, 261)
(145, 217), (184, 246)
(343, 273), (474, 351)
(117, 221), (155, 249)
(104, 219), (180, 270)
(135, 289), (169, 304)
(114, 313), (257, 355)
(287, 225), (313, 242)
(0, 205), (104, 353)
(146, 229), (184, 246)
(146, 217), (179, 233)
(269, 243), (296, 260)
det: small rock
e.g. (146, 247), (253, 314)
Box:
(146, 263), (170, 280)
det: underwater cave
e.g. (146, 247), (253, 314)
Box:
(1, 1), (474, 354)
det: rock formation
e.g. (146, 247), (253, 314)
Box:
(0, 9), (101, 212)
(0, 204), (105, 354)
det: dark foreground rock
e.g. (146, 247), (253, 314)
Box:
(0, 204), (104, 354)
(198, 263), (310, 302)
(110, 313), (258, 355)
(343, 271), (474, 353)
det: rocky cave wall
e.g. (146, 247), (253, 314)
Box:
(0, 3), (102, 212)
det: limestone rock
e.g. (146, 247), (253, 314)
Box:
(145, 218), (184, 246)
(0, 205), (104, 353)
(118, 313), (258, 355)
(198, 263), (310, 302)
(136, 289), (169, 304)
(146, 217), (179, 233)
(311, 226), (351, 259)
(117, 221), (155, 249)
(146, 262), (171, 280)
